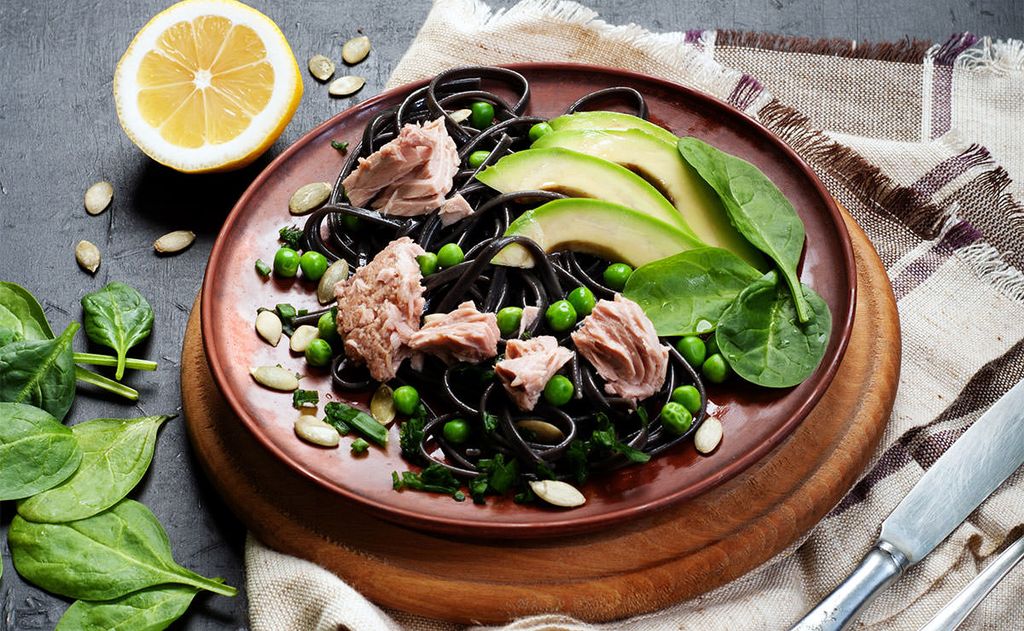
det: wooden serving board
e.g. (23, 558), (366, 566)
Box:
(181, 211), (899, 624)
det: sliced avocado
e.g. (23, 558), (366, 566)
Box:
(547, 111), (678, 145)
(476, 148), (698, 238)
(532, 129), (765, 268)
(492, 198), (704, 268)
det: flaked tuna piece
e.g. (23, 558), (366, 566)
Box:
(341, 117), (460, 217)
(408, 301), (499, 365)
(438, 193), (474, 226)
(495, 336), (574, 411)
(518, 305), (540, 337)
(334, 237), (425, 381)
(571, 295), (668, 402)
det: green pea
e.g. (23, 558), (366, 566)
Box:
(417, 253), (438, 276)
(443, 418), (470, 444)
(467, 150), (491, 168)
(436, 243), (465, 269)
(545, 300), (577, 332)
(392, 385), (420, 416)
(660, 402), (693, 435)
(566, 286), (596, 317)
(603, 263), (633, 291)
(317, 311), (339, 342)
(350, 438), (369, 454)
(496, 306), (524, 336)
(702, 353), (731, 384)
(304, 338), (333, 367)
(469, 101), (495, 129)
(528, 122), (554, 142)
(671, 385), (701, 415)
(299, 251), (328, 281)
(543, 374), (574, 406)
(675, 335), (707, 368)
(273, 247), (300, 278)
(706, 334), (720, 355)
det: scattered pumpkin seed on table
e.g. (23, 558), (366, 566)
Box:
(341, 35), (371, 64)
(255, 310), (283, 346)
(307, 54), (335, 81)
(294, 416), (339, 447)
(289, 325), (319, 353)
(84, 181), (113, 215)
(250, 365), (300, 391)
(153, 230), (195, 254)
(75, 240), (101, 274)
(529, 480), (586, 508)
(327, 76), (366, 97)
(289, 182), (332, 215)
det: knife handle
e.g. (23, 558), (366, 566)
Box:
(790, 542), (910, 631)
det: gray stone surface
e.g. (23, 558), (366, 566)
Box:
(0, 1), (1020, 628)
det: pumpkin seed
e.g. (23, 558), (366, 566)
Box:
(694, 417), (722, 454)
(289, 325), (319, 353)
(294, 416), (340, 447)
(289, 182), (332, 215)
(516, 419), (565, 444)
(317, 258), (349, 304)
(328, 76), (366, 97)
(250, 365), (300, 391)
(529, 480), (585, 508)
(449, 109), (472, 123)
(153, 230), (195, 254)
(370, 384), (395, 425)
(308, 54), (335, 81)
(84, 181), (113, 215)
(341, 36), (371, 64)
(75, 240), (101, 274)
(255, 310), (283, 346)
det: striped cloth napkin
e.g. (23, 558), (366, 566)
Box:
(245, 1), (1024, 628)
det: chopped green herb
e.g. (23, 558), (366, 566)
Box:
(292, 390), (319, 409)
(482, 411), (499, 434)
(392, 463), (464, 500)
(331, 140), (349, 153)
(469, 454), (519, 503)
(254, 259), (271, 277)
(591, 413), (650, 464)
(399, 404), (427, 459)
(278, 225), (304, 250)
(324, 402), (387, 446)
(350, 438), (369, 454)
(323, 415), (350, 435)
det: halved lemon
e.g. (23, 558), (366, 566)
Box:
(114, 0), (302, 173)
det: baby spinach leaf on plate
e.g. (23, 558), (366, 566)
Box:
(676, 138), (812, 323)
(0, 323), (78, 418)
(81, 282), (155, 380)
(55, 585), (199, 631)
(623, 247), (763, 336)
(715, 271), (831, 388)
(0, 281), (54, 345)
(0, 402), (82, 501)
(18, 415), (172, 522)
(9, 499), (237, 601)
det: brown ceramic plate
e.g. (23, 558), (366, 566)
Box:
(201, 63), (856, 538)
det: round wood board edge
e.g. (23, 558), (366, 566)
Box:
(181, 209), (899, 624)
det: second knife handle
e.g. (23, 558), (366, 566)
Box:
(790, 541), (910, 631)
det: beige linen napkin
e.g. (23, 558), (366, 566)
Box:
(246, 2), (1024, 629)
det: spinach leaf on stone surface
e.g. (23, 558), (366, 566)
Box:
(0, 322), (78, 418)
(18, 415), (173, 522)
(715, 271), (832, 388)
(0, 281), (54, 345)
(81, 282), (155, 380)
(0, 402), (82, 501)
(9, 499), (237, 601)
(55, 585), (200, 631)
(622, 247), (763, 336)
(677, 138), (813, 323)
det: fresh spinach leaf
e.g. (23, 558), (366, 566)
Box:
(0, 281), (54, 345)
(18, 415), (172, 522)
(622, 247), (763, 335)
(0, 402), (81, 501)
(715, 271), (832, 388)
(55, 585), (199, 631)
(81, 282), (155, 380)
(0, 322), (78, 419)
(9, 499), (237, 601)
(677, 138), (812, 323)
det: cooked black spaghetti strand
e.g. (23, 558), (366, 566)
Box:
(565, 86), (649, 119)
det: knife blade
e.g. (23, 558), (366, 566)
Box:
(791, 378), (1024, 631)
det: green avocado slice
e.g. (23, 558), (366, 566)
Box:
(476, 148), (698, 238)
(533, 128), (766, 269)
(547, 111), (679, 145)
(492, 198), (703, 268)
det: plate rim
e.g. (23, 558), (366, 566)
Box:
(200, 61), (857, 537)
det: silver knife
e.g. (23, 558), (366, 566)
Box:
(791, 379), (1024, 631)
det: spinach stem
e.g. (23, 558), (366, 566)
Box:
(74, 366), (139, 401)
(188, 575), (238, 597)
(73, 352), (158, 371)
